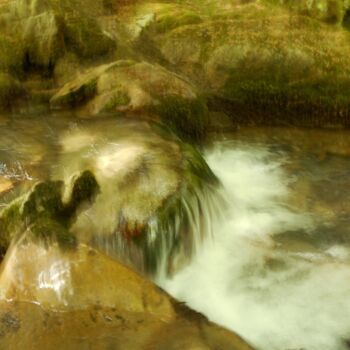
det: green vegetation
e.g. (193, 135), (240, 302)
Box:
(132, 141), (219, 275)
(0, 73), (24, 108)
(100, 90), (131, 112)
(153, 96), (209, 143)
(151, 12), (203, 34)
(63, 16), (116, 59)
(0, 170), (100, 255)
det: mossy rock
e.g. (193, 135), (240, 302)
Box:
(147, 1), (350, 127)
(271, 0), (347, 25)
(55, 120), (220, 276)
(151, 95), (209, 143)
(0, 170), (99, 255)
(52, 60), (208, 142)
(21, 11), (65, 69)
(0, 73), (25, 110)
(0, 34), (24, 76)
(150, 12), (203, 34)
(134, 141), (220, 275)
(63, 14), (116, 59)
(50, 60), (135, 107)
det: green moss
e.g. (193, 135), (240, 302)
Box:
(0, 171), (99, 255)
(101, 90), (131, 112)
(131, 142), (220, 275)
(152, 95), (209, 143)
(0, 34), (24, 76)
(222, 76), (350, 126)
(0, 73), (24, 109)
(22, 181), (65, 222)
(182, 143), (219, 187)
(52, 77), (98, 107)
(63, 15), (116, 59)
(264, 0), (346, 25)
(30, 218), (77, 250)
(64, 170), (100, 222)
(152, 13), (203, 34)
(0, 199), (23, 252)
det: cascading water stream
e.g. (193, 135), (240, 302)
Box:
(2, 114), (350, 349)
(160, 141), (350, 350)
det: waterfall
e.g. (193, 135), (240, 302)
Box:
(161, 141), (350, 350)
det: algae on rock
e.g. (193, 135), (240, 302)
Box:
(0, 170), (99, 256)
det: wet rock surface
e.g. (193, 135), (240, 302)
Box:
(0, 239), (254, 350)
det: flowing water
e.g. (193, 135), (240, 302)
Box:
(161, 128), (350, 350)
(2, 113), (350, 349)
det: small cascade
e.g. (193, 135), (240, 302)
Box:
(55, 120), (224, 277)
(161, 142), (350, 350)
(92, 177), (225, 279)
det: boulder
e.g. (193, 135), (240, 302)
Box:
(0, 170), (99, 255)
(54, 119), (220, 274)
(139, 0), (350, 127)
(1, 0), (116, 72)
(0, 239), (254, 350)
(51, 60), (208, 142)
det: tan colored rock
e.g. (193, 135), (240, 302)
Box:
(0, 241), (174, 318)
(0, 177), (13, 195)
(51, 60), (197, 112)
(0, 239), (254, 350)
(51, 60), (208, 141)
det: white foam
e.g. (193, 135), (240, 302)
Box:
(161, 145), (350, 350)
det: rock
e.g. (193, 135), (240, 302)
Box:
(0, 177), (13, 195)
(3, 0), (116, 72)
(0, 73), (25, 110)
(54, 119), (220, 274)
(0, 170), (99, 255)
(142, 0), (350, 127)
(63, 14), (116, 59)
(50, 60), (133, 107)
(276, 0), (347, 24)
(0, 239), (254, 349)
(21, 10), (65, 69)
(51, 60), (208, 142)
(53, 52), (81, 85)
(0, 34), (23, 76)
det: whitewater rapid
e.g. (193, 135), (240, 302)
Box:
(161, 141), (350, 350)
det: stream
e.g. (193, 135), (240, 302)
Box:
(1, 114), (350, 349)
(162, 129), (350, 350)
